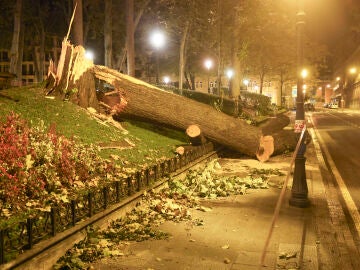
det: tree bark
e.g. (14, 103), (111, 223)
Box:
(260, 113), (290, 136)
(104, 0), (113, 68)
(179, 21), (189, 92)
(73, 0), (84, 46)
(10, 0), (22, 80)
(126, 0), (135, 77)
(93, 65), (262, 157)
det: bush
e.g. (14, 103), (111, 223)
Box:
(0, 113), (117, 220)
(240, 91), (271, 115)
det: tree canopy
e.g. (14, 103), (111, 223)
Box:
(4, 0), (358, 89)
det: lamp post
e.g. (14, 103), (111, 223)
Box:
(204, 59), (213, 93)
(150, 30), (165, 84)
(289, 0), (310, 208)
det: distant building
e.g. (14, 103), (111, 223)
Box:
(332, 46), (360, 109)
(0, 35), (61, 86)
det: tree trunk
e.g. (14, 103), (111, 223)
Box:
(16, 20), (24, 84)
(126, 0), (135, 77)
(93, 65), (262, 157)
(260, 113), (290, 136)
(10, 0), (22, 80)
(179, 21), (189, 93)
(73, 0), (84, 46)
(104, 0), (113, 68)
(116, 0), (150, 72)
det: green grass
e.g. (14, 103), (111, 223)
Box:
(0, 85), (188, 170)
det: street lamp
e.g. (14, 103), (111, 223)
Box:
(204, 59), (213, 93)
(289, 0), (310, 208)
(150, 30), (165, 84)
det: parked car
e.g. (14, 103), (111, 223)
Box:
(329, 103), (339, 109)
(323, 103), (329, 108)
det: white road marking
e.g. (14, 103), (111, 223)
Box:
(309, 114), (360, 235)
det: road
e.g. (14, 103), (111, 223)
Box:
(310, 108), (360, 236)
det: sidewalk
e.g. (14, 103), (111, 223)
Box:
(87, 130), (360, 270)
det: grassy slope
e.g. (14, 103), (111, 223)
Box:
(0, 85), (188, 170)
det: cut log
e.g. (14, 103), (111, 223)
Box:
(186, 124), (207, 145)
(256, 135), (274, 162)
(175, 145), (204, 155)
(175, 146), (185, 155)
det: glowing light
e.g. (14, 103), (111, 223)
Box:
(301, 69), (308, 78)
(163, 76), (170, 84)
(85, 50), (94, 60)
(350, 67), (357, 74)
(336, 77), (341, 81)
(150, 30), (165, 49)
(243, 79), (249, 86)
(226, 69), (234, 79)
(204, 59), (213, 70)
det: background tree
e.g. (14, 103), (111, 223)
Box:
(9, 0), (22, 82)
(104, 0), (112, 67)
(126, 0), (135, 76)
(72, 0), (84, 46)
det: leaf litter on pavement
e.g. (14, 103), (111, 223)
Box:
(54, 159), (281, 270)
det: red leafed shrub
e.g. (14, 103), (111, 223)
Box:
(0, 113), (116, 220)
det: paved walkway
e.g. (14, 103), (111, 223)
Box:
(89, 128), (360, 270)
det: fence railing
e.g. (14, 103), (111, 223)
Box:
(0, 142), (214, 265)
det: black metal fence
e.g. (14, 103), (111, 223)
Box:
(0, 143), (214, 265)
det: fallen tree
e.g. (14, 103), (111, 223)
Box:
(45, 39), (297, 159)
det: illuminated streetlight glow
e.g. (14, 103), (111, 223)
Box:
(163, 76), (170, 84)
(336, 77), (341, 81)
(243, 79), (249, 86)
(204, 59), (213, 70)
(301, 69), (308, 78)
(150, 30), (165, 49)
(85, 50), (94, 60)
(226, 69), (234, 79)
(350, 67), (357, 74)
(326, 84), (331, 88)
